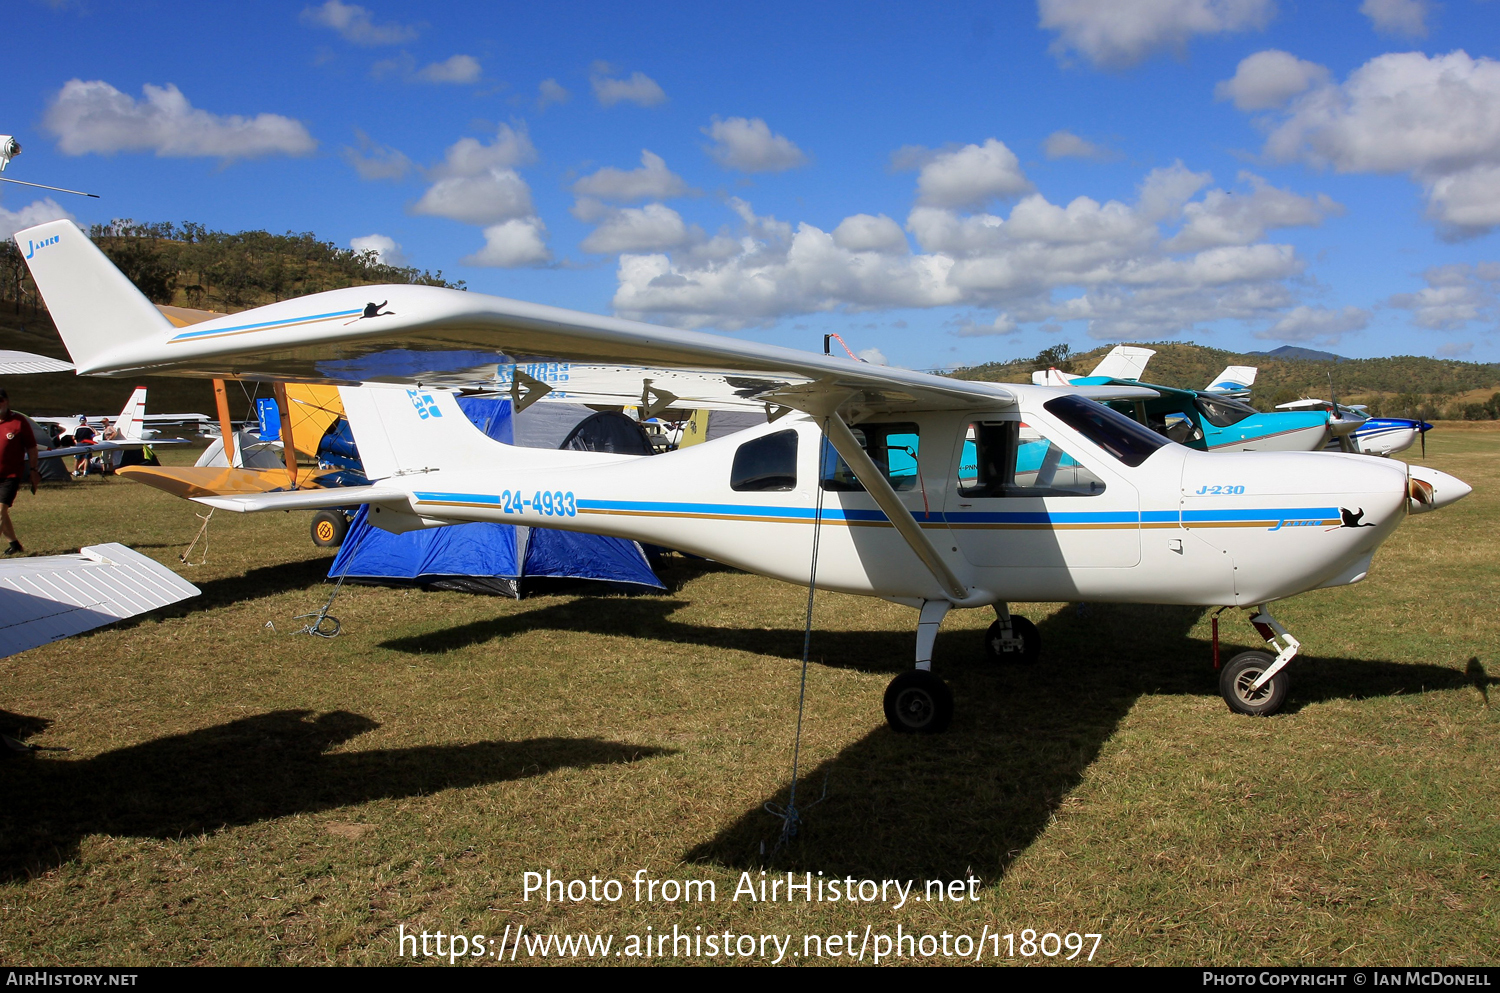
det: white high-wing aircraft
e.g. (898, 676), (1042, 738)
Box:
(34, 387), (188, 470)
(17, 219), (1474, 730)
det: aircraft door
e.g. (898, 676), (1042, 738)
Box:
(944, 419), (1140, 568)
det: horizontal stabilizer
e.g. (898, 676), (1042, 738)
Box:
(189, 484), (407, 513)
(0, 543), (199, 660)
(118, 465), (340, 500)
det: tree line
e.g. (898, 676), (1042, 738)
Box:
(1, 219), (464, 316)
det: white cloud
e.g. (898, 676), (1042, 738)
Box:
(416, 54), (481, 84)
(1257, 304), (1370, 343)
(1166, 171), (1341, 251)
(342, 129), (412, 180)
(1039, 0), (1276, 70)
(580, 203), (702, 254)
(608, 163), (1321, 340)
(702, 117), (807, 172)
(1360, 0), (1429, 37)
(410, 124), (548, 265)
(857, 347), (889, 364)
(590, 64), (667, 108)
(1388, 263), (1500, 330)
(1258, 50), (1500, 236)
(299, 1), (417, 45)
(1043, 130), (1115, 160)
(1215, 49), (1329, 111)
(462, 218), (551, 267)
(43, 79), (315, 159)
(572, 150), (693, 201)
(410, 170), (534, 225)
(831, 214), (909, 254)
(350, 233), (406, 265)
(952, 313), (1020, 337)
(0, 198), (75, 242)
(902, 139), (1032, 209)
(427, 123), (535, 178)
(537, 79), (570, 110)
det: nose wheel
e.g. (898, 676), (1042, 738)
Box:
(1219, 651), (1289, 716)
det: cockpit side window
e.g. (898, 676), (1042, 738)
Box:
(820, 423), (920, 492)
(730, 430), (798, 491)
(1195, 395), (1258, 428)
(957, 421), (1106, 497)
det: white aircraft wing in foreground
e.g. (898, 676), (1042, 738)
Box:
(0, 350), (73, 375)
(15, 218), (1474, 731)
(0, 543), (199, 660)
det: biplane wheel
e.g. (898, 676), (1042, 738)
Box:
(983, 616), (1040, 665)
(1219, 651), (1289, 717)
(883, 670), (953, 734)
(311, 510), (349, 548)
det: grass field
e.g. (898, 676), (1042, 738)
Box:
(1, 428), (1496, 966)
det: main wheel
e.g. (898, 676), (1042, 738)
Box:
(311, 510), (349, 548)
(883, 670), (954, 734)
(1219, 651), (1289, 716)
(983, 615), (1040, 664)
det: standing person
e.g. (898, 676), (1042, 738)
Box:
(0, 388), (41, 555)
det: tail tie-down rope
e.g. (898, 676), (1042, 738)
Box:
(763, 416), (833, 853)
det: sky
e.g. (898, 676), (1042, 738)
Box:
(4, 0), (1500, 369)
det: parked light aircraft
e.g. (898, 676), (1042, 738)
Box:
(1275, 398), (1431, 458)
(34, 387), (189, 471)
(16, 219), (1473, 730)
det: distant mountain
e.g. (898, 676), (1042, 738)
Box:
(1247, 345), (1348, 362)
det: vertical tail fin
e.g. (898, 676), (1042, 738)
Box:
(13, 220), (172, 374)
(1088, 345), (1156, 381)
(115, 387), (147, 441)
(1206, 365), (1258, 393)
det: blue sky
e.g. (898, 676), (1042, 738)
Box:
(4, 0), (1500, 368)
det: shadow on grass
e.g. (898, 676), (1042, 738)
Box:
(0, 709), (672, 883)
(683, 604), (1485, 880)
(377, 595), (1486, 881)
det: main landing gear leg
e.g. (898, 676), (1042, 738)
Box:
(883, 600), (954, 734)
(983, 602), (1040, 665)
(1219, 605), (1300, 716)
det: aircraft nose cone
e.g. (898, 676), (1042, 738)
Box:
(1407, 465), (1472, 514)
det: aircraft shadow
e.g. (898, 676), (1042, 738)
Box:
(0, 709), (672, 883)
(680, 603), (1484, 880)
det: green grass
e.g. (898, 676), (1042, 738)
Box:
(0, 432), (1496, 966)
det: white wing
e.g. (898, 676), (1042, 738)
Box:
(0, 350), (73, 375)
(0, 543), (199, 659)
(17, 218), (1156, 416)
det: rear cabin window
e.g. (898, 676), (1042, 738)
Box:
(957, 422), (1106, 498)
(820, 423), (920, 492)
(1194, 395), (1258, 428)
(730, 430), (798, 491)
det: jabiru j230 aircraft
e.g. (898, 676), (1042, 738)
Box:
(17, 219), (1472, 731)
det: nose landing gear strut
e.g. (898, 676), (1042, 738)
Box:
(1219, 606), (1300, 717)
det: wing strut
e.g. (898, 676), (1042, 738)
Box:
(822, 412), (968, 602)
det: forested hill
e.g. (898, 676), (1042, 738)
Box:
(0, 220), (465, 416)
(952, 342), (1500, 420)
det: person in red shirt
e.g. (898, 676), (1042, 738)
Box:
(0, 388), (41, 555)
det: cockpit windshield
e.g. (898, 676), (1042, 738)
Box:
(1194, 395), (1258, 428)
(1043, 394), (1171, 467)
